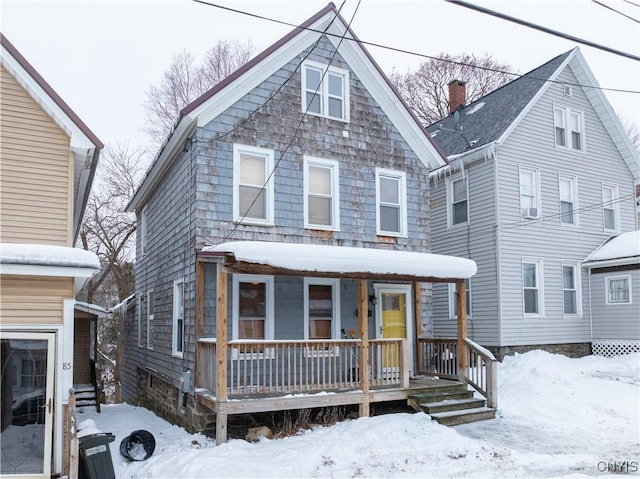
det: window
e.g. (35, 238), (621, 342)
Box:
(522, 258), (544, 316)
(449, 279), (472, 319)
(519, 166), (540, 219)
(559, 175), (578, 226)
(304, 278), (340, 340)
(562, 262), (581, 315)
(233, 274), (274, 342)
(21, 359), (46, 388)
(172, 279), (184, 357)
(146, 290), (154, 350)
(138, 294), (145, 348)
(302, 61), (349, 122)
(554, 106), (583, 151)
(304, 157), (340, 230)
(140, 206), (148, 256)
(233, 144), (274, 225)
(376, 168), (407, 236)
(447, 174), (468, 227)
(602, 183), (619, 232)
(606, 275), (631, 304)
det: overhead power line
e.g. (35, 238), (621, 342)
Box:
(592, 0), (640, 23)
(446, 0), (640, 61)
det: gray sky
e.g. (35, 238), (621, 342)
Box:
(2, 0), (639, 152)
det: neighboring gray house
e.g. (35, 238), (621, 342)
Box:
(120, 5), (493, 441)
(428, 48), (639, 360)
(583, 230), (640, 356)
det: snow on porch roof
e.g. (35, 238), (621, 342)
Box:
(201, 241), (477, 282)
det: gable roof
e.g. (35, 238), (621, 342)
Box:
(427, 48), (639, 181)
(0, 34), (103, 242)
(128, 3), (446, 212)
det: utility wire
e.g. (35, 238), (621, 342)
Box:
(446, 0), (640, 61)
(621, 0), (640, 8)
(592, 0), (640, 23)
(193, 0), (639, 95)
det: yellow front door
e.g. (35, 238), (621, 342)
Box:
(381, 292), (406, 369)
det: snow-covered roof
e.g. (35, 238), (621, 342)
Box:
(75, 301), (107, 318)
(1, 243), (100, 271)
(201, 241), (476, 281)
(112, 293), (136, 315)
(583, 231), (640, 267)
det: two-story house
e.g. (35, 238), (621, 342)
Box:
(120, 4), (497, 444)
(428, 48), (639, 360)
(0, 34), (102, 478)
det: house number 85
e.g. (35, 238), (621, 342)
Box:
(62, 362), (71, 370)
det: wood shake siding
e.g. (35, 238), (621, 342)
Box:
(0, 275), (73, 324)
(0, 64), (73, 246)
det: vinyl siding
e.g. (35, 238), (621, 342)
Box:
(0, 64), (72, 245)
(0, 275), (73, 324)
(590, 270), (640, 340)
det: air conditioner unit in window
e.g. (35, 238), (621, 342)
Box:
(522, 207), (538, 219)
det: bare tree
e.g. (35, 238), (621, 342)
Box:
(144, 40), (254, 146)
(389, 52), (514, 126)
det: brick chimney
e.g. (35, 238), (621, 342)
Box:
(448, 80), (466, 114)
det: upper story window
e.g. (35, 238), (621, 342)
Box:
(562, 262), (581, 316)
(606, 275), (631, 304)
(302, 61), (350, 122)
(304, 156), (340, 230)
(523, 257), (544, 317)
(140, 206), (148, 256)
(172, 279), (184, 358)
(554, 106), (584, 151)
(138, 294), (145, 348)
(375, 168), (407, 237)
(233, 144), (274, 225)
(602, 182), (620, 232)
(447, 174), (468, 228)
(519, 166), (540, 219)
(559, 175), (578, 226)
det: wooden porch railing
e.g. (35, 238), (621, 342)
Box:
(197, 338), (407, 397)
(417, 337), (498, 408)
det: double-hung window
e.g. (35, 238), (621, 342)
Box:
(562, 262), (581, 316)
(602, 183), (619, 232)
(233, 144), (274, 225)
(302, 61), (349, 122)
(146, 290), (154, 350)
(140, 206), (148, 256)
(233, 274), (274, 357)
(304, 157), (340, 230)
(519, 166), (540, 219)
(554, 106), (584, 151)
(559, 175), (578, 226)
(304, 278), (340, 343)
(522, 258), (544, 316)
(376, 168), (407, 236)
(448, 279), (472, 319)
(138, 294), (145, 348)
(172, 279), (184, 358)
(447, 174), (468, 227)
(606, 275), (631, 304)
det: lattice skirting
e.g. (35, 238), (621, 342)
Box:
(592, 340), (640, 357)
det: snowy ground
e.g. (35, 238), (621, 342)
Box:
(78, 350), (640, 478)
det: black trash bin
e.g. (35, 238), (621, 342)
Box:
(78, 433), (116, 479)
(120, 430), (155, 461)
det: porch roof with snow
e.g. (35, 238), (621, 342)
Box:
(200, 241), (476, 282)
(583, 231), (640, 269)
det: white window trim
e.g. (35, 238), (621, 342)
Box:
(448, 279), (472, 319)
(605, 274), (632, 305)
(301, 60), (350, 122)
(553, 104), (585, 152)
(140, 206), (148, 257)
(232, 144), (275, 226)
(137, 294), (144, 348)
(522, 257), (545, 318)
(303, 278), (341, 357)
(172, 278), (185, 358)
(446, 173), (469, 229)
(518, 165), (541, 220)
(602, 182), (620, 233)
(303, 156), (340, 231)
(558, 174), (579, 227)
(375, 168), (408, 237)
(232, 274), (275, 359)
(146, 289), (154, 350)
(561, 261), (582, 317)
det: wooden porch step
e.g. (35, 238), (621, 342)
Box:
(429, 406), (496, 426)
(410, 389), (474, 403)
(419, 397), (487, 414)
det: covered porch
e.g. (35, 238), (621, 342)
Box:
(194, 242), (496, 443)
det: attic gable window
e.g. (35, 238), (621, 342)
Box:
(302, 61), (349, 122)
(554, 106), (584, 151)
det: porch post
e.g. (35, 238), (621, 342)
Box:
(195, 261), (205, 389)
(216, 268), (228, 444)
(413, 281), (422, 374)
(456, 280), (468, 381)
(358, 279), (370, 417)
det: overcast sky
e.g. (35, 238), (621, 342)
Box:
(2, 0), (639, 153)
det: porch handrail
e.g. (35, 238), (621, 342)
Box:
(464, 338), (498, 409)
